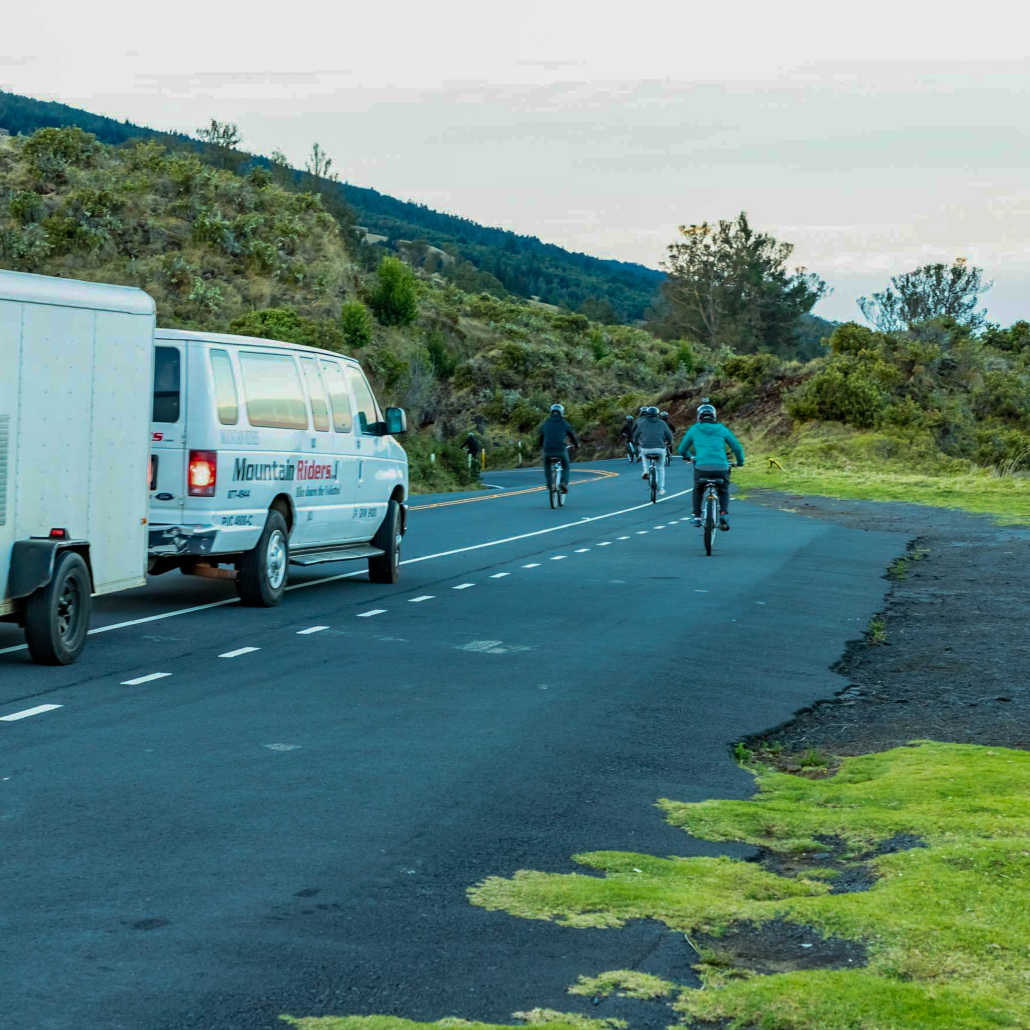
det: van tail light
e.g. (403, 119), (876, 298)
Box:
(188, 450), (217, 497)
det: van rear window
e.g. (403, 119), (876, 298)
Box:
(153, 347), (181, 423)
(240, 352), (308, 430)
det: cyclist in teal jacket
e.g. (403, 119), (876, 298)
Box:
(677, 403), (744, 531)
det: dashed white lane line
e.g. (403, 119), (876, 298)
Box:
(597, 541), (612, 546)
(0, 704), (63, 722)
(574, 548), (590, 553)
(617, 535), (630, 540)
(357, 609), (387, 617)
(219, 646), (260, 658)
(297, 626), (329, 635)
(654, 525), (666, 529)
(408, 595), (435, 603)
(551, 555), (568, 561)
(453, 583), (476, 590)
(0, 489), (696, 656)
(121, 672), (172, 686)
(522, 563), (541, 568)
(490, 573), (510, 579)
(637, 530), (649, 535)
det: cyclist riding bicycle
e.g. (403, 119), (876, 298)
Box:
(677, 402), (744, 531)
(538, 404), (579, 494)
(619, 415), (637, 460)
(633, 406), (673, 496)
(660, 411), (675, 461)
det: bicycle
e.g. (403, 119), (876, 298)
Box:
(695, 462), (739, 556)
(624, 440), (637, 463)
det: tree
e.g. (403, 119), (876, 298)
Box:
(305, 142), (338, 183)
(268, 148), (293, 187)
(367, 257), (419, 327)
(858, 259), (993, 333)
(196, 119), (243, 171)
(659, 212), (828, 355)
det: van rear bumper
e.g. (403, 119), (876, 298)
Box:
(148, 524), (220, 556)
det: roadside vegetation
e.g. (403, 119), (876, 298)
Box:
(1, 124), (1028, 517)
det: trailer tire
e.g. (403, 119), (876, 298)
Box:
(23, 551), (93, 665)
(236, 510), (289, 607)
(368, 499), (402, 584)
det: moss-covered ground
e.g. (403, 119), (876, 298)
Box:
(284, 742), (1030, 1030)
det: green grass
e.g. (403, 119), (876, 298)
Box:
(465, 742), (1030, 1030)
(281, 1016), (625, 1030)
(867, 617), (887, 645)
(735, 424), (1030, 525)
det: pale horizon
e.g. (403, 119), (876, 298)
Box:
(3, 0), (1028, 325)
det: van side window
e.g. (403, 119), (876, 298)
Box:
(320, 360), (353, 434)
(348, 367), (381, 434)
(152, 347), (181, 423)
(209, 349), (238, 426)
(240, 352), (308, 430)
(299, 357), (330, 432)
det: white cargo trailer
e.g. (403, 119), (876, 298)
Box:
(0, 270), (155, 664)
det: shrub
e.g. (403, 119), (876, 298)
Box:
(340, 301), (372, 350)
(228, 307), (343, 350)
(8, 191), (44, 224)
(367, 256), (419, 327)
(786, 354), (890, 428)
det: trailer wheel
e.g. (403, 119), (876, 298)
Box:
(368, 499), (402, 584)
(236, 510), (289, 607)
(23, 551), (93, 665)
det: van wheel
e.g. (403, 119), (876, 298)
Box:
(236, 510), (289, 607)
(368, 500), (402, 584)
(24, 551), (92, 665)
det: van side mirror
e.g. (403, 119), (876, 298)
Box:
(385, 407), (408, 436)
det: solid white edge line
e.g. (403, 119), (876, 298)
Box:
(0, 488), (692, 653)
(219, 646), (260, 658)
(297, 626), (329, 635)
(121, 672), (172, 686)
(0, 703), (63, 722)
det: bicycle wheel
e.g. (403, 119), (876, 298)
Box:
(704, 493), (716, 556)
(650, 466), (657, 503)
(557, 484), (565, 507)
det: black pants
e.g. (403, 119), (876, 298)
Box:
(544, 450), (570, 490)
(693, 466), (730, 518)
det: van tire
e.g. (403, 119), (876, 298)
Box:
(368, 499), (401, 584)
(236, 510), (289, 607)
(23, 551), (93, 665)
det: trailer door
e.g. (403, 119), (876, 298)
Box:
(150, 342), (185, 522)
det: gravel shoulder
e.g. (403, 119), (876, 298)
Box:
(743, 490), (1030, 755)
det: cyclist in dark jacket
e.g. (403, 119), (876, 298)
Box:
(618, 415), (637, 460)
(538, 404), (579, 493)
(460, 432), (481, 458)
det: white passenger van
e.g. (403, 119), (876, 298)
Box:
(148, 330), (409, 606)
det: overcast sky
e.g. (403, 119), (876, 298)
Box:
(4, 0), (1028, 324)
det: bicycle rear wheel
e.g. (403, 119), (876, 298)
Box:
(649, 464), (657, 503)
(704, 494), (716, 556)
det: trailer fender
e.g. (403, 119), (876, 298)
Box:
(7, 540), (94, 601)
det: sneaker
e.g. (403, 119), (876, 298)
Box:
(560, 484), (568, 494)
(691, 517), (702, 528)
(640, 472), (649, 480)
(658, 488), (666, 496)
(719, 517), (730, 532)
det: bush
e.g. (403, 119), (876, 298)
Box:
(340, 301), (372, 350)
(786, 354), (890, 428)
(367, 256), (419, 327)
(228, 307), (343, 350)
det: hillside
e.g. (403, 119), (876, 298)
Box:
(1, 124), (1027, 510)
(0, 90), (663, 321)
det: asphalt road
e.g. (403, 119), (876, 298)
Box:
(0, 460), (906, 1030)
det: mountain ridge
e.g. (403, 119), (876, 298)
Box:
(0, 89), (663, 320)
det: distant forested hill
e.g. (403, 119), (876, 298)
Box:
(0, 90), (663, 321)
